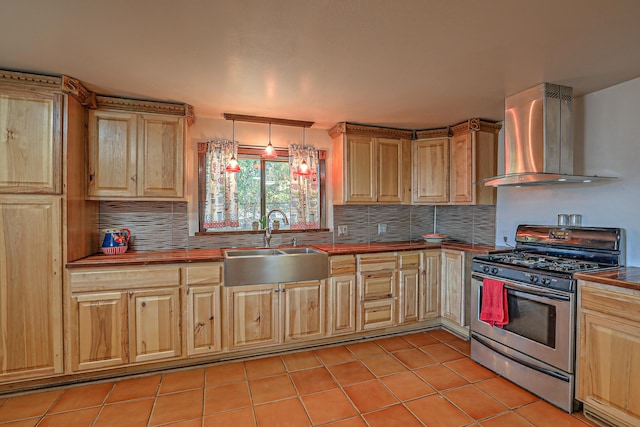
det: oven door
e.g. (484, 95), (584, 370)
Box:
(470, 273), (575, 373)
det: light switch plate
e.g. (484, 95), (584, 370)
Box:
(337, 225), (348, 236)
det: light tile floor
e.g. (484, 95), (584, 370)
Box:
(0, 329), (599, 427)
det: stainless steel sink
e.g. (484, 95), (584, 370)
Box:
(224, 247), (328, 286)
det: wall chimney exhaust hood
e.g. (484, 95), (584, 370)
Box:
(483, 83), (616, 187)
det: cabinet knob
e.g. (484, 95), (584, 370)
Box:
(131, 175), (137, 182)
(141, 302), (146, 307)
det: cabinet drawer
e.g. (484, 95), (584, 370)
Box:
(360, 271), (395, 300)
(69, 266), (180, 292)
(360, 299), (396, 330)
(185, 263), (223, 285)
(358, 253), (397, 272)
(330, 255), (356, 276)
(399, 252), (421, 269)
(581, 284), (640, 324)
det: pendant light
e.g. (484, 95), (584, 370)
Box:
(262, 123), (277, 158)
(225, 120), (241, 173)
(296, 127), (311, 176)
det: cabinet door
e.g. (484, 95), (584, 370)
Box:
(72, 292), (128, 371)
(227, 284), (279, 349)
(186, 285), (222, 356)
(0, 196), (62, 381)
(328, 275), (356, 335)
(138, 115), (184, 198)
(450, 133), (473, 204)
(346, 135), (376, 202)
(283, 280), (325, 341)
(377, 138), (403, 203)
(0, 91), (61, 193)
(578, 311), (640, 425)
(398, 268), (420, 324)
(420, 250), (441, 320)
(129, 288), (180, 363)
(87, 110), (137, 198)
(441, 250), (464, 325)
(412, 138), (449, 204)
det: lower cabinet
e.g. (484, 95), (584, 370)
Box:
(441, 249), (467, 328)
(327, 255), (357, 336)
(358, 253), (397, 330)
(226, 280), (327, 350)
(398, 252), (421, 324)
(420, 250), (441, 320)
(185, 263), (223, 356)
(577, 280), (640, 427)
(68, 266), (182, 371)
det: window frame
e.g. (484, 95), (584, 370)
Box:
(197, 144), (326, 234)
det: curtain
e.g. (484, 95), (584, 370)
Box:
(288, 144), (319, 229)
(203, 139), (239, 229)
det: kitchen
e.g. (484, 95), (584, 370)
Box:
(2, 1), (640, 427)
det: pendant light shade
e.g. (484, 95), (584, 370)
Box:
(296, 127), (311, 176)
(225, 120), (241, 173)
(262, 123), (277, 158)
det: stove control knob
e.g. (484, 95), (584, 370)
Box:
(529, 275), (539, 284)
(482, 266), (490, 273)
(541, 278), (551, 286)
(490, 267), (498, 275)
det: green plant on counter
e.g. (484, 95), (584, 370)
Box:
(259, 215), (267, 229)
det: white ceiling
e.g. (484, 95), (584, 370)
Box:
(2, 0), (640, 129)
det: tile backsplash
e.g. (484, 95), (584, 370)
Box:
(99, 202), (496, 251)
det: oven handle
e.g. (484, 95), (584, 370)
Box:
(471, 333), (570, 383)
(471, 274), (571, 302)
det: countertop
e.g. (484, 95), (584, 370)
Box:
(66, 241), (508, 268)
(575, 267), (640, 291)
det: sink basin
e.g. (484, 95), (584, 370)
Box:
(224, 247), (328, 286)
(278, 247), (322, 255)
(225, 249), (284, 257)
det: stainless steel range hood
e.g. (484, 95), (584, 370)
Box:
(483, 83), (615, 187)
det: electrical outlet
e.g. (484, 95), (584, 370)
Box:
(377, 223), (387, 234)
(503, 236), (508, 243)
(337, 225), (348, 236)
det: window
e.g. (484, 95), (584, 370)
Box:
(198, 145), (325, 232)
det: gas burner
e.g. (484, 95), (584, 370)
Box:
(486, 252), (603, 273)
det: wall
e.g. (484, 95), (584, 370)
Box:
(496, 76), (640, 265)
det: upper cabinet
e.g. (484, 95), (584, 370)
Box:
(0, 89), (62, 194)
(87, 96), (193, 200)
(329, 123), (412, 204)
(413, 119), (501, 205)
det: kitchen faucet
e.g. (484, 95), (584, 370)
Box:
(264, 208), (289, 247)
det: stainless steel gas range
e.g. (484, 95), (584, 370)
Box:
(470, 225), (625, 412)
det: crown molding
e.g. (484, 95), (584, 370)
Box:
(415, 127), (451, 139)
(61, 75), (96, 108)
(328, 122), (414, 139)
(450, 118), (502, 135)
(0, 69), (61, 90)
(96, 95), (195, 124)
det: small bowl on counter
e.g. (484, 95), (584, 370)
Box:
(101, 245), (128, 255)
(421, 233), (447, 243)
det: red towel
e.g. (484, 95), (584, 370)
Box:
(480, 278), (509, 328)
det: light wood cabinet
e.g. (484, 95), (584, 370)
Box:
(71, 292), (128, 371)
(449, 120), (500, 205)
(357, 252), (397, 330)
(88, 108), (186, 200)
(0, 195), (63, 381)
(412, 138), (449, 204)
(398, 252), (421, 324)
(420, 250), (441, 320)
(441, 249), (466, 328)
(0, 90), (62, 194)
(68, 266), (182, 371)
(577, 280), (640, 427)
(329, 123), (411, 204)
(226, 284), (280, 350)
(328, 255), (357, 336)
(283, 280), (325, 341)
(185, 263), (223, 356)
(413, 120), (500, 205)
(129, 287), (180, 363)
